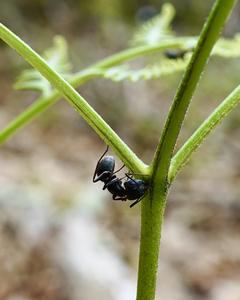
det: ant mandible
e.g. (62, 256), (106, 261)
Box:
(93, 146), (149, 208)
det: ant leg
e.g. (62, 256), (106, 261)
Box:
(106, 174), (127, 184)
(113, 195), (127, 201)
(129, 195), (145, 208)
(93, 146), (109, 182)
(126, 172), (149, 178)
(125, 173), (149, 184)
(113, 164), (125, 175)
(103, 177), (119, 190)
(116, 174), (128, 181)
(125, 173), (138, 184)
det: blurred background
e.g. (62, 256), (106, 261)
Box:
(0, 1), (240, 299)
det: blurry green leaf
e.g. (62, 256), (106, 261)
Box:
(212, 34), (240, 57)
(131, 3), (175, 46)
(14, 36), (72, 96)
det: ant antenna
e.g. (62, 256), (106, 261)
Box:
(113, 164), (125, 175)
(97, 145), (109, 163)
(93, 145), (109, 181)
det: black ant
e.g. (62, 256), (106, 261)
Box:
(93, 146), (149, 208)
(164, 49), (189, 60)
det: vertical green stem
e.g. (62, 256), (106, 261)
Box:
(136, 193), (167, 300)
(136, 0), (237, 299)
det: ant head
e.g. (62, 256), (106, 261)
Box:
(96, 156), (115, 176)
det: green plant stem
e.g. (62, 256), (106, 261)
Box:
(136, 0), (237, 299)
(0, 95), (56, 143)
(0, 37), (195, 144)
(169, 84), (240, 182)
(0, 23), (147, 173)
(91, 37), (192, 68)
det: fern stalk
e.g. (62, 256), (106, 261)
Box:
(136, 0), (237, 299)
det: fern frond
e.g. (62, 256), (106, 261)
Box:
(131, 3), (175, 46)
(102, 54), (190, 82)
(14, 36), (72, 96)
(103, 33), (240, 82)
(213, 34), (240, 57)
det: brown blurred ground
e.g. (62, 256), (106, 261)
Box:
(0, 1), (240, 299)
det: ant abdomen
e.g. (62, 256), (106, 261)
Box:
(124, 179), (148, 200)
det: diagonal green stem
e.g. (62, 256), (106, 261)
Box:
(0, 69), (98, 144)
(136, 0), (237, 299)
(0, 37), (195, 144)
(169, 84), (240, 182)
(0, 23), (147, 174)
(90, 37), (193, 68)
(0, 95), (57, 143)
